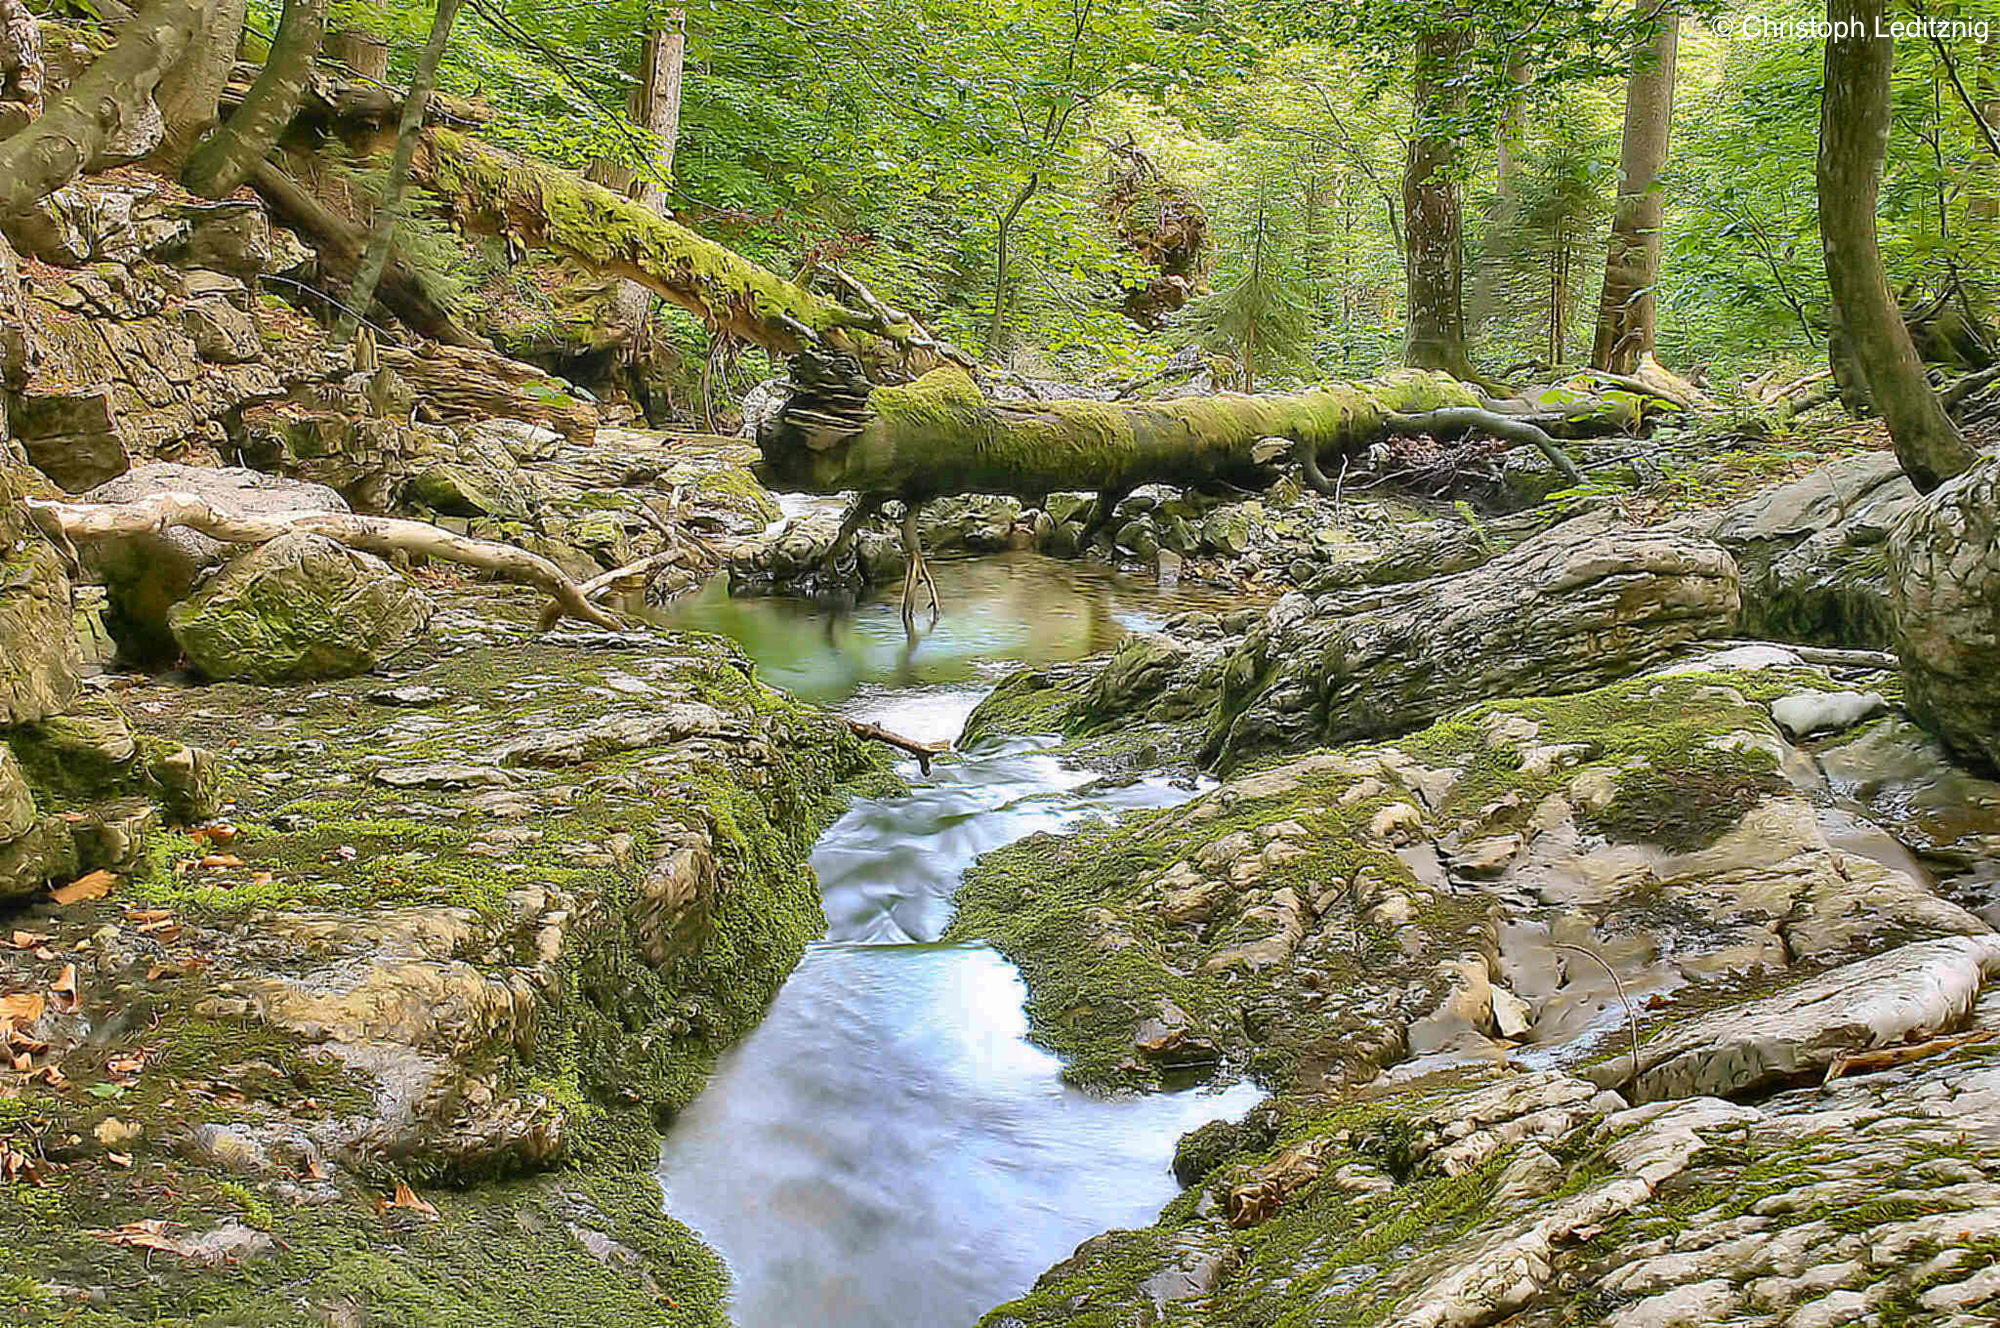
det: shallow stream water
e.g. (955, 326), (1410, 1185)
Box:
(653, 554), (1261, 1327)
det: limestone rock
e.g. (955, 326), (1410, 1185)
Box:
(82, 464), (350, 664)
(1592, 935), (2000, 1103)
(1890, 452), (2000, 772)
(12, 387), (131, 491)
(169, 532), (433, 683)
(0, 464), (82, 725)
(1208, 518), (1740, 768)
(1706, 451), (1915, 648)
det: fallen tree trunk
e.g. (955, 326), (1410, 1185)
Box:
(0, 0), (204, 216)
(250, 157), (487, 350)
(26, 492), (620, 629)
(411, 129), (933, 366)
(756, 357), (1595, 505)
(379, 342), (598, 440)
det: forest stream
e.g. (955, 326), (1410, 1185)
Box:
(653, 551), (1260, 1326)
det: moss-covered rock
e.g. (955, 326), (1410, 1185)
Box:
(168, 531), (433, 683)
(0, 587), (887, 1326)
(0, 462), (83, 726)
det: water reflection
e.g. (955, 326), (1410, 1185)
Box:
(644, 552), (1241, 704)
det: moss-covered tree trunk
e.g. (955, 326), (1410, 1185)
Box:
(413, 129), (915, 363)
(0, 0), (205, 217)
(1818, 0), (1976, 492)
(755, 362), (1489, 501)
(182, 0), (328, 198)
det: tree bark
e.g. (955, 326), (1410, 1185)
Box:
(0, 0), (44, 134)
(1818, 0), (1976, 492)
(26, 492), (622, 629)
(606, 14), (685, 347)
(1403, 17), (1476, 379)
(326, 27), (389, 81)
(0, 0), (206, 217)
(338, 0), (463, 344)
(154, 0), (249, 164)
(182, 0), (328, 198)
(412, 129), (930, 365)
(1591, 0), (1679, 374)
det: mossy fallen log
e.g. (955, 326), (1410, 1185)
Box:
(411, 129), (927, 365)
(755, 359), (1557, 503)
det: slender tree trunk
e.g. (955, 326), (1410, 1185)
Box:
(1974, 33), (1999, 222)
(182, 0), (328, 198)
(1403, 17), (1476, 379)
(0, 0), (206, 216)
(1590, 0), (1678, 374)
(154, 0), (249, 164)
(338, 0), (463, 344)
(607, 13), (685, 347)
(989, 172), (1039, 359)
(1494, 48), (1530, 204)
(1818, 0), (1975, 492)
(0, 0), (44, 139)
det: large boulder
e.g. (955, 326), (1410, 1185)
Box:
(81, 463), (350, 664)
(1890, 451), (2000, 771)
(0, 462), (82, 725)
(1704, 450), (1916, 648)
(1207, 515), (1740, 768)
(168, 532), (433, 683)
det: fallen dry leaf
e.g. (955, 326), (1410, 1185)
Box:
(50, 965), (78, 1014)
(384, 1180), (438, 1218)
(50, 871), (117, 905)
(106, 1151), (132, 1167)
(123, 908), (173, 925)
(7, 931), (49, 950)
(190, 824), (239, 847)
(89, 1218), (184, 1254)
(0, 993), (45, 1032)
(196, 855), (245, 870)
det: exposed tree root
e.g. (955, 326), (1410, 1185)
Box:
(899, 502), (940, 633)
(26, 492), (622, 630)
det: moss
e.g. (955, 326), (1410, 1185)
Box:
(10, 599), (889, 1326)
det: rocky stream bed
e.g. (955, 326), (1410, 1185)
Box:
(5, 171), (2000, 1328)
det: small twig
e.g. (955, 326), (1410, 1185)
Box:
(842, 718), (948, 774)
(1552, 942), (1642, 1090)
(1710, 639), (1898, 671)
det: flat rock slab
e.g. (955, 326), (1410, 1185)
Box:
(1593, 934), (2000, 1103)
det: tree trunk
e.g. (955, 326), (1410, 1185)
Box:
(1818, 0), (1976, 492)
(412, 129), (929, 364)
(0, 0), (206, 217)
(1590, 0), (1679, 375)
(606, 14), (685, 348)
(248, 157), (486, 348)
(754, 358), (1607, 501)
(989, 173), (1039, 359)
(1403, 18), (1475, 379)
(326, 27), (389, 81)
(1494, 49), (1530, 204)
(154, 0), (249, 164)
(338, 0), (463, 344)
(182, 0), (328, 198)
(0, 0), (44, 138)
